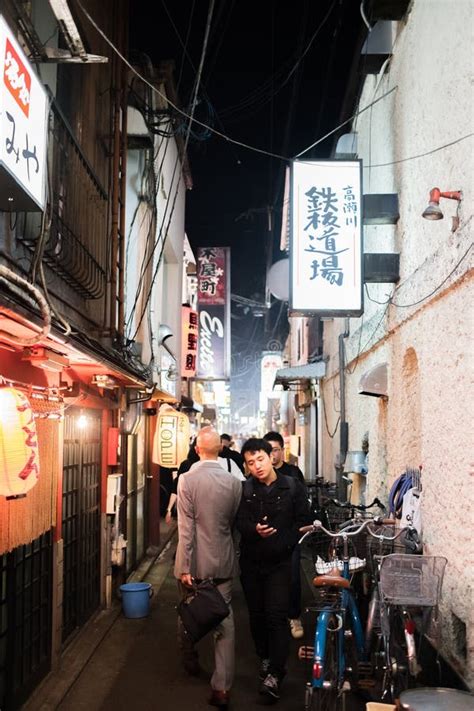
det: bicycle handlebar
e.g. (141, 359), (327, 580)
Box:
(298, 517), (409, 545)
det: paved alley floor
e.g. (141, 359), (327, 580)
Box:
(53, 537), (367, 711)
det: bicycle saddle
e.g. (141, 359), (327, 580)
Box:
(313, 567), (350, 589)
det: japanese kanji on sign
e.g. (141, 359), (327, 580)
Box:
(196, 247), (231, 380)
(290, 160), (363, 316)
(181, 305), (199, 378)
(0, 15), (47, 210)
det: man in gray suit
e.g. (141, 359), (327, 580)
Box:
(175, 427), (242, 709)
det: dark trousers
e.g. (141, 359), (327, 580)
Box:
(289, 545), (302, 619)
(240, 558), (292, 677)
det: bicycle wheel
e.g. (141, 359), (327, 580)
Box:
(386, 607), (411, 700)
(306, 618), (340, 711)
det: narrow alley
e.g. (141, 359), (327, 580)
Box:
(27, 530), (364, 711)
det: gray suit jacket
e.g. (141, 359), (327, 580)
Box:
(174, 459), (242, 580)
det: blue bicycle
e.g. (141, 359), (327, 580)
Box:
(298, 518), (387, 710)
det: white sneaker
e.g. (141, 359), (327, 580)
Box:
(289, 618), (304, 639)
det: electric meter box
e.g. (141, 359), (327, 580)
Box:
(106, 474), (122, 514)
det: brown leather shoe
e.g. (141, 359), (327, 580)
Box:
(208, 689), (230, 708)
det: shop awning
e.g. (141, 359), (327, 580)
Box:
(274, 361), (326, 388)
(152, 387), (179, 404)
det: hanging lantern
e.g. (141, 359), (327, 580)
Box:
(152, 404), (190, 468)
(0, 387), (40, 499)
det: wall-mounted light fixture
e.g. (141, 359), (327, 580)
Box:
(158, 324), (174, 348)
(422, 187), (462, 221)
(77, 413), (88, 429)
(157, 363), (179, 382)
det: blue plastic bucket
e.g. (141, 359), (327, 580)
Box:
(120, 582), (153, 618)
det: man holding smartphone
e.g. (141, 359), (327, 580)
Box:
(236, 438), (310, 703)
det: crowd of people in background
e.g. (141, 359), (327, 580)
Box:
(170, 426), (311, 709)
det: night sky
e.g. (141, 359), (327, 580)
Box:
(131, 0), (365, 420)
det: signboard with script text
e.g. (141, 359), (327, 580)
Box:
(290, 160), (363, 316)
(196, 247), (231, 380)
(0, 16), (47, 210)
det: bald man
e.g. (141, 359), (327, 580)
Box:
(175, 427), (242, 709)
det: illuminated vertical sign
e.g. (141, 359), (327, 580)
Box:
(290, 160), (363, 316)
(0, 16), (47, 209)
(196, 247), (231, 380)
(181, 305), (198, 378)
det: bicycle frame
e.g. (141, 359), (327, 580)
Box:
(312, 563), (366, 691)
(301, 522), (373, 694)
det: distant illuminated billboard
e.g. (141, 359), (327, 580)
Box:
(196, 247), (231, 380)
(290, 160), (363, 316)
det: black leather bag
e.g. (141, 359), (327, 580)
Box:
(178, 579), (230, 643)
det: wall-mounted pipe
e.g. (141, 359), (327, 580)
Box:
(0, 266), (51, 345)
(336, 318), (350, 492)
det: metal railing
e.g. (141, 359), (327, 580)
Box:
(19, 97), (108, 301)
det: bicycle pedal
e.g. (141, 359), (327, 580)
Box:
(357, 661), (372, 673)
(298, 645), (314, 660)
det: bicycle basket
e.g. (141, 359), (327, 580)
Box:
(379, 554), (447, 607)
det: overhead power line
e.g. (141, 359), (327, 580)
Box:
(76, 2), (474, 171)
(75, 1), (395, 163)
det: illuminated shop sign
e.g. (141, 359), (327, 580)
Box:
(196, 247), (230, 380)
(181, 305), (198, 378)
(290, 160), (363, 316)
(0, 15), (47, 210)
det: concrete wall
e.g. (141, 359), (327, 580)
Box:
(319, 0), (474, 685)
(125, 95), (187, 395)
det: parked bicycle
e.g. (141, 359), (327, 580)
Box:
(374, 543), (446, 701)
(298, 517), (391, 710)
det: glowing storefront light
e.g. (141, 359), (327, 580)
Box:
(0, 386), (40, 498)
(153, 405), (190, 468)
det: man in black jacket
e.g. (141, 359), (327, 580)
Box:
(220, 433), (245, 474)
(263, 431), (306, 641)
(236, 438), (310, 703)
(263, 431), (305, 485)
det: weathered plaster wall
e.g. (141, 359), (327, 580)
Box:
(319, 0), (474, 684)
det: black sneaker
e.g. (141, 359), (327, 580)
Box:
(259, 658), (271, 680)
(259, 673), (280, 700)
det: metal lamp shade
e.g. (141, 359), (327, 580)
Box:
(0, 387), (40, 498)
(422, 201), (444, 220)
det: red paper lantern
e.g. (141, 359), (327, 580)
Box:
(0, 387), (40, 498)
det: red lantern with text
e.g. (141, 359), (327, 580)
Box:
(0, 387), (40, 498)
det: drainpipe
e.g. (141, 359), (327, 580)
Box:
(336, 318), (350, 495)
